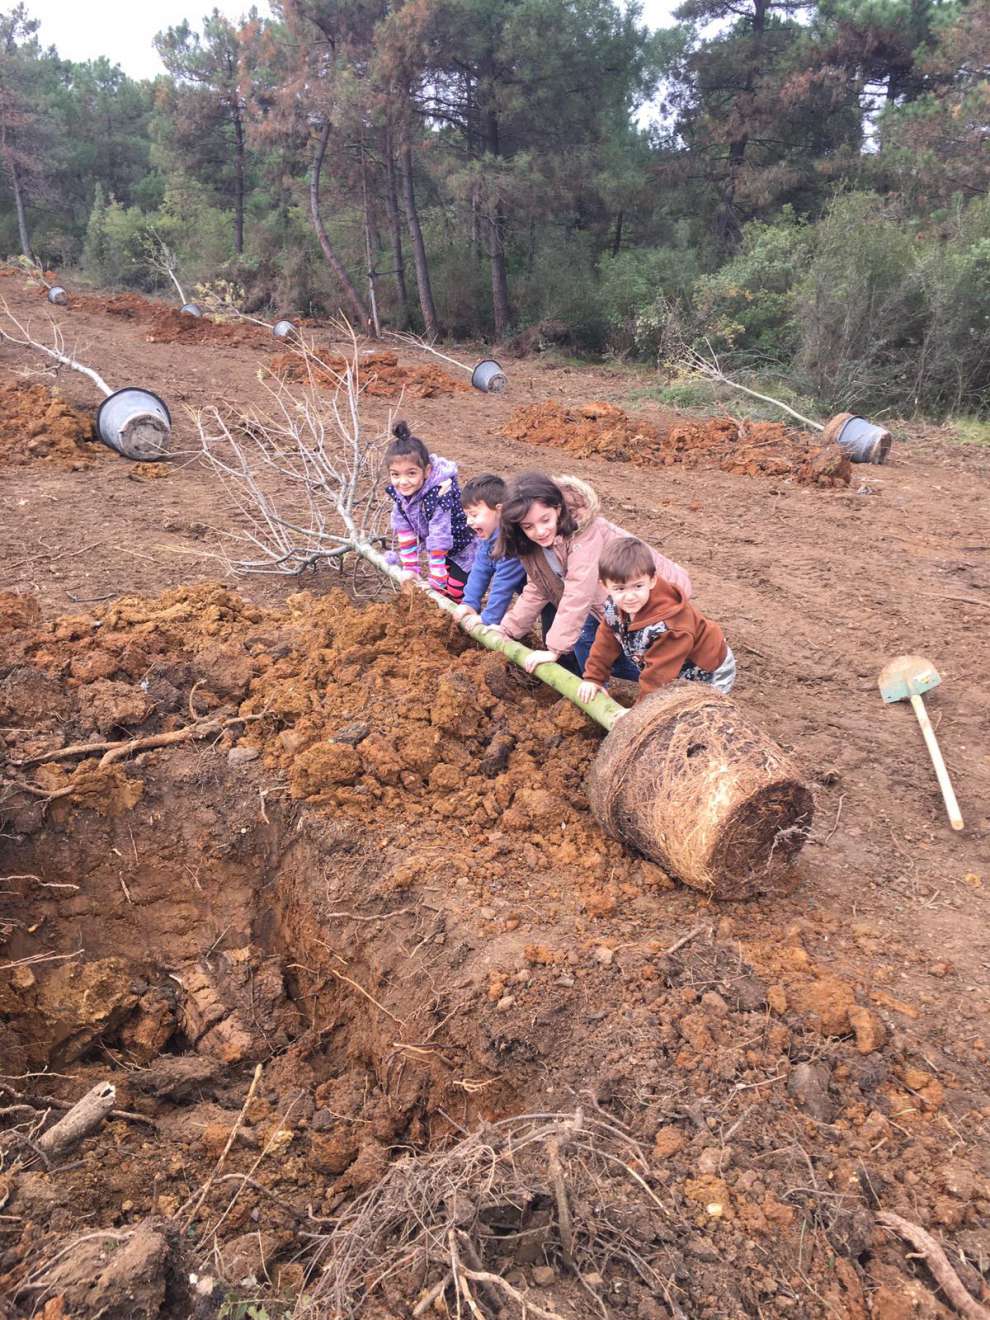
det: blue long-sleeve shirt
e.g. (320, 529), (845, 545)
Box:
(463, 531), (526, 625)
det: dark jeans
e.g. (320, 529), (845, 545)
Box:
(541, 605), (640, 682)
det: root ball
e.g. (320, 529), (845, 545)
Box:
(587, 685), (814, 898)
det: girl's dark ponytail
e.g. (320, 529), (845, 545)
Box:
(386, 420), (430, 469)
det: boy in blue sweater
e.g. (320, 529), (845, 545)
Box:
(452, 474), (526, 628)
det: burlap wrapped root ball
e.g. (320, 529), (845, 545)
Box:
(587, 685), (814, 899)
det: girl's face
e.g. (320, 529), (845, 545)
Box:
(519, 500), (560, 548)
(389, 457), (428, 497)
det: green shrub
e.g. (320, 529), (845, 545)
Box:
(795, 192), (926, 412)
(597, 245), (699, 353)
(912, 196), (990, 414)
(691, 209), (811, 363)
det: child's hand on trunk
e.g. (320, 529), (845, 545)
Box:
(577, 680), (602, 704)
(523, 649), (558, 674)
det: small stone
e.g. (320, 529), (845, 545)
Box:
(848, 1005), (886, 1054)
(227, 745), (260, 767)
(532, 1265), (556, 1287)
(479, 906), (497, 921)
(697, 1147), (730, 1175)
(496, 995), (516, 1012)
(654, 1126), (687, 1159)
(121, 1199), (134, 1211)
(593, 945), (614, 966)
(556, 975), (575, 988)
(787, 1061), (835, 1122)
(583, 1273), (604, 1289)
(332, 720), (370, 746)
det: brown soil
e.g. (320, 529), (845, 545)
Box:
(502, 401), (851, 485)
(0, 382), (102, 470)
(271, 347), (471, 399)
(144, 309), (265, 348)
(0, 274), (989, 1319)
(75, 291), (162, 319)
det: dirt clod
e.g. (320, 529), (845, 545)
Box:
(270, 347), (470, 399)
(501, 400), (852, 484)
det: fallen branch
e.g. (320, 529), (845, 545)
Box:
(12, 711), (265, 770)
(37, 1081), (116, 1157)
(878, 1211), (990, 1320)
(0, 299), (112, 397)
(682, 341), (824, 432)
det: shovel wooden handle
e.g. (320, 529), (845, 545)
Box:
(910, 694), (964, 830)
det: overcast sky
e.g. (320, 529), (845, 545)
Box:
(28, 0), (680, 80)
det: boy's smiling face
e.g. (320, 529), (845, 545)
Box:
(605, 573), (656, 616)
(464, 501), (501, 538)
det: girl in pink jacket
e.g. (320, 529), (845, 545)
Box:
(488, 472), (692, 678)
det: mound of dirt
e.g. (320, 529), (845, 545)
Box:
(0, 381), (100, 470)
(75, 291), (161, 319)
(2, 584), (988, 1320)
(144, 309), (263, 347)
(270, 347), (470, 399)
(501, 399), (661, 462)
(663, 416), (852, 485)
(502, 401), (852, 485)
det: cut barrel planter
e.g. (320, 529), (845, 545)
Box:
(471, 359), (507, 393)
(273, 319), (297, 340)
(95, 387), (172, 462)
(47, 286), (69, 306)
(587, 685), (814, 899)
(180, 303), (203, 318)
(823, 413), (891, 464)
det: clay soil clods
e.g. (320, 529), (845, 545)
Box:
(0, 381), (101, 470)
(270, 347), (471, 399)
(502, 400), (852, 485)
(1, 582), (989, 1319)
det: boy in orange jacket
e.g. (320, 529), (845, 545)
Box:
(577, 537), (736, 704)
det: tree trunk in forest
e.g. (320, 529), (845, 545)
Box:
(360, 144), (381, 339)
(488, 204), (511, 340)
(309, 121), (370, 329)
(481, 100), (511, 339)
(383, 130), (412, 328)
(715, 0), (765, 255)
(611, 210), (624, 257)
(398, 141), (441, 340)
(233, 106), (245, 255)
(1, 128), (32, 261)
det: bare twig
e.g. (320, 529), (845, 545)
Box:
(0, 299), (112, 396)
(179, 1063), (262, 1227)
(682, 341), (823, 432)
(325, 966), (405, 1027)
(878, 1211), (990, 1320)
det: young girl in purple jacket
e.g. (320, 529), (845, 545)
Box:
(384, 421), (476, 601)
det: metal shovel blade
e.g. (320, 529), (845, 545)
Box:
(878, 654), (942, 705)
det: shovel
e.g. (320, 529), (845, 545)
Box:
(878, 655), (963, 831)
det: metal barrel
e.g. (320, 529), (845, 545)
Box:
(95, 387), (173, 462)
(47, 286), (68, 305)
(272, 319), (297, 340)
(471, 359), (507, 393)
(822, 412), (891, 464)
(180, 303), (203, 318)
